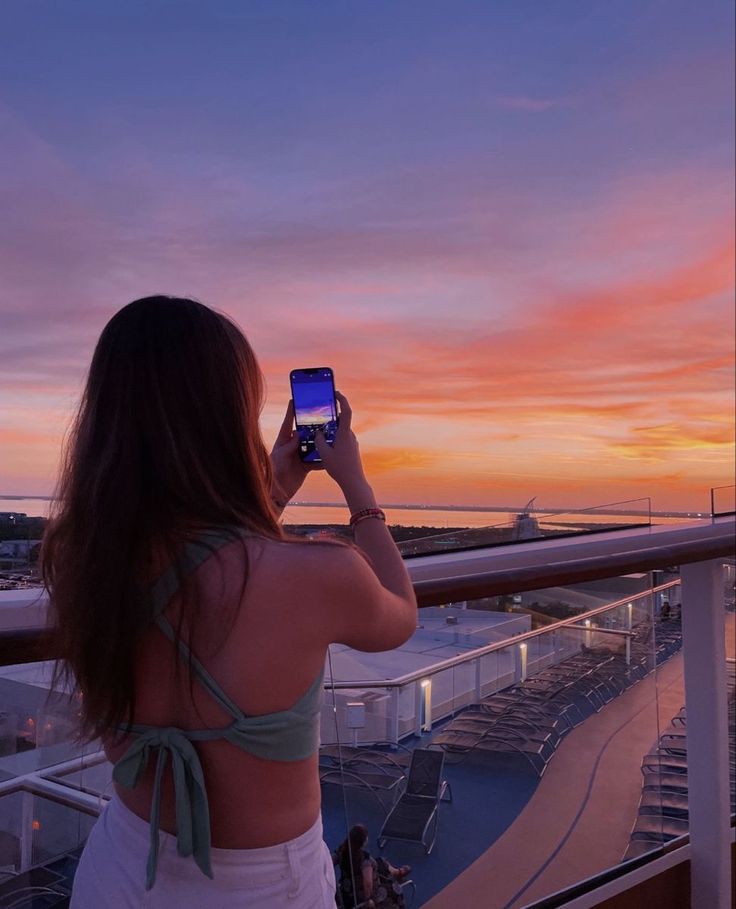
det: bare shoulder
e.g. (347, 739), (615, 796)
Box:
(242, 537), (359, 640)
(250, 536), (363, 588)
(251, 537), (415, 652)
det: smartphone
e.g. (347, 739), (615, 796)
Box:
(289, 367), (338, 463)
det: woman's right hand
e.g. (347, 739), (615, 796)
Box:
(314, 392), (372, 503)
(312, 389), (417, 652)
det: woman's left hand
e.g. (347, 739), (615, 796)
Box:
(269, 400), (317, 508)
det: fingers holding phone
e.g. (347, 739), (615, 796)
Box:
(315, 391), (367, 491)
(269, 399), (318, 507)
(334, 390), (351, 431)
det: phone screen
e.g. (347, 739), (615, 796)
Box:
(289, 368), (338, 463)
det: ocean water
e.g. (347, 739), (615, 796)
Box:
(1, 498), (53, 519)
(1, 496), (695, 529)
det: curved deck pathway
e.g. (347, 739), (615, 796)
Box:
(423, 612), (734, 909)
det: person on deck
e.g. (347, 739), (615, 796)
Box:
(335, 824), (411, 909)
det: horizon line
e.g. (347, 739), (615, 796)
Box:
(0, 494), (708, 519)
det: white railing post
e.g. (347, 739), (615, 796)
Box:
(679, 559), (730, 909)
(474, 656), (482, 702)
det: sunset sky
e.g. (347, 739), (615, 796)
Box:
(1, 2), (734, 512)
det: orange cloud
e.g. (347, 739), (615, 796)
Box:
(0, 428), (60, 447)
(255, 232), (735, 510)
(542, 243), (734, 332)
(257, 237), (734, 426)
(607, 423), (735, 461)
(360, 448), (441, 474)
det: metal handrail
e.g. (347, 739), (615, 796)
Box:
(0, 628), (54, 666)
(0, 519), (732, 668)
(325, 579), (679, 690)
(412, 524), (734, 606)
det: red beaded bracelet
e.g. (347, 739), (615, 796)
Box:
(349, 507), (386, 527)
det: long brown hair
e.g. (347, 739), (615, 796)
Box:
(43, 296), (284, 740)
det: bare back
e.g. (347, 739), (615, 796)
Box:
(104, 535), (330, 848)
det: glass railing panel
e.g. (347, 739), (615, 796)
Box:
(316, 578), (690, 907)
(319, 678), (411, 885)
(461, 582), (676, 905)
(0, 570), (711, 905)
(280, 497), (666, 557)
(0, 659), (106, 899)
(622, 579), (676, 864)
(0, 661), (88, 780)
(396, 497), (655, 557)
(711, 484), (736, 517)
(27, 794), (96, 870)
(0, 789), (94, 888)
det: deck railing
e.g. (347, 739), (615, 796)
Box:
(0, 517), (733, 908)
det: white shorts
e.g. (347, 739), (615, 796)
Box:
(70, 794), (336, 908)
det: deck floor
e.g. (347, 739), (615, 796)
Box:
(322, 612), (733, 908)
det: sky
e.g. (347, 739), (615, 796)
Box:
(0, 1), (734, 512)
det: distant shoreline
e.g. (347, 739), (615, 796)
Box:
(0, 494), (707, 519)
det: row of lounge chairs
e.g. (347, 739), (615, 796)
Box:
(428, 616), (683, 777)
(319, 742), (412, 809)
(623, 659), (736, 860)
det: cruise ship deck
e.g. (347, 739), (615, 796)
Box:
(320, 609), (734, 908)
(0, 516), (733, 908)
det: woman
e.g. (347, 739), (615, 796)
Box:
(335, 824), (411, 909)
(42, 296), (417, 907)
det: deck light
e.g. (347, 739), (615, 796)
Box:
(519, 642), (528, 682)
(420, 678), (432, 732)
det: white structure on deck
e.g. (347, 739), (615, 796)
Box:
(321, 607), (532, 745)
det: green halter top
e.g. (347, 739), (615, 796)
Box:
(111, 528), (324, 890)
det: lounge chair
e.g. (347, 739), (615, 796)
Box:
(629, 814), (689, 844)
(641, 772), (689, 793)
(319, 750), (407, 809)
(319, 757), (405, 811)
(378, 749), (452, 855)
(638, 790), (689, 818)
